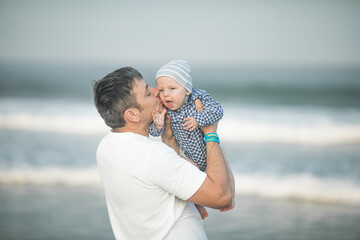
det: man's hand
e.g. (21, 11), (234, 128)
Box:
(162, 114), (172, 139)
(195, 98), (203, 112)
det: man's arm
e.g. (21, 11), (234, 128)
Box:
(187, 122), (233, 209)
(219, 150), (235, 211)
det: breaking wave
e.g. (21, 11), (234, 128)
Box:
(1, 166), (359, 205)
(1, 98), (360, 145)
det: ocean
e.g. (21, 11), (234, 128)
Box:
(0, 62), (360, 240)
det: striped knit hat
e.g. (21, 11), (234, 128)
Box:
(155, 60), (192, 92)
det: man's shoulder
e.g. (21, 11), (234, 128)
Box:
(99, 132), (178, 157)
(148, 138), (178, 155)
(97, 133), (175, 164)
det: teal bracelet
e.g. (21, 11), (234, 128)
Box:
(204, 133), (220, 143)
(204, 133), (219, 138)
(205, 133), (218, 138)
(204, 138), (220, 143)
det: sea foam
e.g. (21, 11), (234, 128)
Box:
(0, 167), (102, 187)
(1, 167), (359, 205)
(235, 173), (360, 205)
(1, 98), (360, 144)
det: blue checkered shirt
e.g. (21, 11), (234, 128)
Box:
(149, 88), (223, 171)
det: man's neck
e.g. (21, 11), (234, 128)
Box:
(112, 123), (149, 137)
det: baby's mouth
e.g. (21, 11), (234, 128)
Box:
(165, 100), (174, 109)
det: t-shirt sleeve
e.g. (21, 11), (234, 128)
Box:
(146, 142), (207, 200)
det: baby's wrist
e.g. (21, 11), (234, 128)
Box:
(155, 125), (164, 130)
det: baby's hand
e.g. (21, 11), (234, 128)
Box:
(152, 108), (167, 130)
(183, 116), (199, 132)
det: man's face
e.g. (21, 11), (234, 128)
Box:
(133, 78), (161, 122)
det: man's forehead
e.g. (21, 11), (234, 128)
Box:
(134, 78), (146, 88)
(133, 78), (147, 95)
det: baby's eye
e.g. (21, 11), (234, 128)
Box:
(170, 88), (176, 90)
(159, 89), (164, 92)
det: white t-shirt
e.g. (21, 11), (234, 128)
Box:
(97, 132), (207, 240)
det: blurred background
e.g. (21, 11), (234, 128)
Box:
(0, 0), (359, 239)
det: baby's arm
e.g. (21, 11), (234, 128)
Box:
(183, 91), (223, 131)
(149, 109), (166, 137)
(152, 108), (167, 130)
(192, 90), (223, 127)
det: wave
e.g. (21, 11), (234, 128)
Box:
(0, 111), (108, 135)
(1, 167), (359, 205)
(1, 98), (360, 144)
(218, 104), (360, 145)
(235, 174), (360, 205)
(0, 167), (102, 187)
(0, 97), (108, 135)
(219, 118), (360, 145)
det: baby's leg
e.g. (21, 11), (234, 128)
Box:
(195, 204), (208, 219)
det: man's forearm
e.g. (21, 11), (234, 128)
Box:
(222, 148), (235, 199)
(225, 151), (235, 204)
(205, 141), (232, 202)
(227, 158), (235, 199)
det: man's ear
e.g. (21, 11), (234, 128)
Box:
(186, 91), (191, 96)
(124, 108), (140, 123)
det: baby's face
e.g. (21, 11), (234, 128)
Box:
(156, 76), (190, 111)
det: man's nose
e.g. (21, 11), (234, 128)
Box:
(151, 87), (159, 96)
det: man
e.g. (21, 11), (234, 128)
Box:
(93, 67), (234, 239)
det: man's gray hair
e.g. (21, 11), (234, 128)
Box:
(93, 67), (143, 129)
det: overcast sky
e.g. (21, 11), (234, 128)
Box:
(0, 0), (359, 67)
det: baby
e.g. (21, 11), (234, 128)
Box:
(149, 60), (224, 219)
